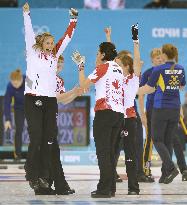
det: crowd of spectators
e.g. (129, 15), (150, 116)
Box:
(2, 0), (187, 9)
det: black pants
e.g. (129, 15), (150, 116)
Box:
(0, 96), (3, 145)
(135, 113), (144, 176)
(176, 125), (186, 151)
(93, 110), (123, 194)
(43, 138), (70, 192)
(24, 95), (57, 180)
(114, 132), (124, 178)
(14, 109), (25, 158)
(24, 95), (68, 191)
(173, 131), (187, 173)
(122, 118), (139, 193)
(152, 108), (179, 176)
(114, 113), (144, 179)
(143, 109), (153, 175)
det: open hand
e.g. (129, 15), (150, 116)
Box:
(71, 50), (85, 66)
(104, 26), (111, 35)
(23, 2), (30, 13)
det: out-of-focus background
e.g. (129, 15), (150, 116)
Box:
(0, 0), (187, 166)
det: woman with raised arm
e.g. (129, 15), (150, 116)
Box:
(112, 24), (141, 195)
(23, 2), (78, 195)
(105, 24), (142, 194)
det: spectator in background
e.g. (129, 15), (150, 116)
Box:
(84, 0), (125, 10)
(4, 69), (25, 160)
(144, 0), (169, 8)
(107, 0), (125, 10)
(84, 0), (102, 9)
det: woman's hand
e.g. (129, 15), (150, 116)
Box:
(23, 2), (30, 13)
(69, 8), (78, 19)
(104, 26), (112, 42)
(73, 86), (85, 96)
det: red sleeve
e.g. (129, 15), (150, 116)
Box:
(54, 19), (77, 57)
(88, 63), (109, 83)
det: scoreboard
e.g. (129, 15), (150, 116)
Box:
(57, 96), (90, 146)
(0, 96), (90, 158)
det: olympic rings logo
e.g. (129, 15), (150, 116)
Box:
(33, 25), (50, 35)
(22, 25), (50, 35)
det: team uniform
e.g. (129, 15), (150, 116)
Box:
(56, 75), (66, 94)
(134, 100), (145, 180)
(88, 61), (124, 195)
(4, 76), (25, 159)
(147, 62), (186, 182)
(140, 67), (155, 175)
(121, 74), (140, 193)
(23, 10), (77, 193)
(38, 74), (74, 194)
(141, 67), (187, 179)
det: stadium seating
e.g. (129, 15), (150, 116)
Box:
(18, 0), (151, 9)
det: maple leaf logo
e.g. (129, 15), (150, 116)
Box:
(112, 79), (120, 89)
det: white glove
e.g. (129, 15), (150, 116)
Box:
(69, 8), (78, 18)
(71, 50), (85, 67)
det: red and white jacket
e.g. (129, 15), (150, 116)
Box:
(56, 75), (66, 94)
(23, 11), (77, 97)
(123, 73), (139, 118)
(88, 61), (124, 114)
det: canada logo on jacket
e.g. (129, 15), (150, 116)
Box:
(112, 79), (120, 90)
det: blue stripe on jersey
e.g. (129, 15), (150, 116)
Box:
(147, 62), (186, 109)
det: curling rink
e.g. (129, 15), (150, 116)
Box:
(0, 165), (187, 205)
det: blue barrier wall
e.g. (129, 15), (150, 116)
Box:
(0, 9), (187, 97)
(0, 8), (187, 163)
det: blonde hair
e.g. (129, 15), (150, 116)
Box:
(150, 48), (162, 59)
(33, 32), (56, 55)
(10, 69), (22, 81)
(117, 50), (132, 58)
(58, 55), (64, 62)
(118, 55), (134, 75)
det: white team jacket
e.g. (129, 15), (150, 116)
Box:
(23, 11), (77, 97)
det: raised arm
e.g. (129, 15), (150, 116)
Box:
(23, 2), (35, 53)
(55, 8), (78, 58)
(132, 24), (142, 77)
(104, 26), (112, 42)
